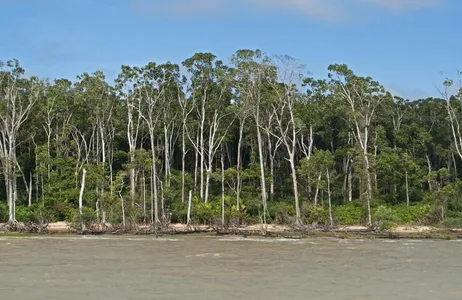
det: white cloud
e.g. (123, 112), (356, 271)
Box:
(358, 0), (443, 12)
(245, 0), (349, 21)
(130, 0), (445, 21)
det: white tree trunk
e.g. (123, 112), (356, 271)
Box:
(327, 168), (333, 227)
(364, 154), (373, 226)
(255, 123), (267, 225)
(236, 121), (244, 214)
(143, 170), (146, 222)
(78, 169), (87, 215)
(28, 172), (33, 207)
(151, 135), (159, 224)
(119, 190), (126, 229)
(405, 170), (410, 207)
(314, 172), (322, 205)
(181, 123), (186, 203)
(187, 190), (192, 225)
(221, 150), (225, 227)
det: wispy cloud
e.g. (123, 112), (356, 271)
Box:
(358, 0), (443, 12)
(245, 0), (349, 21)
(130, 0), (445, 21)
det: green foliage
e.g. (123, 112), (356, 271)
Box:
(374, 206), (398, 231)
(2, 54), (462, 230)
(268, 201), (295, 224)
(15, 204), (52, 224)
(0, 202), (8, 222)
(442, 218), (462, 228)
(303, 204), (329, 225)
(392, 204), (431, 224)
(193, 201), (216, 225)
(333, 201), (367, 225)
(70, 207), (97, 230)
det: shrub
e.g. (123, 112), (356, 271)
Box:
(442, 217), (462, 228)
(70, 207), (97, 231)
(304, 204), (329, 225)
(169, 200), (187, 223)
(374, 205), (398, 231)
(193, 202), (217, 225)
(0, 202), (9, 222)
(268, 201), (295, 224)
(392, 204), (431, 224)
(333, 201), (366, 225)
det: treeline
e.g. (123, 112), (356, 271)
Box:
(0, 50), (461, 228)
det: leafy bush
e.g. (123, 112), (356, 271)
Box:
(15, 205), (35, 222)
(392, 204), (431, 224)
(442, 217), (462, 228)
(193, 202), (217, 225)
(268, 201), (295, 224)
(70, 207), (97, 231)
(374, 205), (398, 231)
(333, 201), (366, 225)
(0, 202), (8, 222)
(169, 200), (188, 223)
(15, 204), (52, 224)
(304, 204), (329, 225)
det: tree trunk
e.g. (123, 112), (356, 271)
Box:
(143, 169), (146, 223)
(289, 156), (301, 224)
(221, 149), (225, 227)
(314, 172), (322, 205)
(236, 121), (244, 216)
(150, 164), (154, 224)
(327, 168), (333, 227)
(348, 163), (353, 202)
(119, 190), (126, 229)
(151, 137), (159, 224)
(405, 170), (410, 207)
(204, 163), (211, 203)
(130, 158), (136, 207)
(267, 132), (275, 202)
(187, 190), (192, 225)
(181, 123), (186, 203)
(160, 179), (165, 224)
(78, 169), (87, 216)
(255, 123), (267, 225)
(194, 126), (199, 193)
(28, 172), (33, 207)
(199, 104), (205, 200)
(364, 155), (373, 226)
(426, 154), (432, 192)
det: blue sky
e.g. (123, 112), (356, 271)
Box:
(0, 0), (460, 99)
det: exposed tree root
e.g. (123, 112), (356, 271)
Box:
(0, 221), (48, 233)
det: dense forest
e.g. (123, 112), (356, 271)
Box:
(1, 50), (461, 230)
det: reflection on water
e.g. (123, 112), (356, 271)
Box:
(0, 235), (461, 300)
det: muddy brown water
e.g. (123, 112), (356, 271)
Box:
(0, 235), (461, 300)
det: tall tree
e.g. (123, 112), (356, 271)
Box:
(0, 60), (41, 222)
(328, 64), (390, 226)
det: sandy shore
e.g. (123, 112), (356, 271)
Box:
(2, 221), (461, 237)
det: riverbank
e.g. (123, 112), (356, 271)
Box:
(1, 221), (462, 239)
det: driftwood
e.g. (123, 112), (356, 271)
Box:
(0, 221), (48, 233)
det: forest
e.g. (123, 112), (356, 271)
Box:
(1, 49), (462, 231)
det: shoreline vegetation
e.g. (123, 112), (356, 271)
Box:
(1, 221), (462, 240)
(1, 52), (462, 239)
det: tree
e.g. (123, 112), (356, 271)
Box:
(328, 64), (390, 226)
(0, 60), (41, 222)
(231, 49), (276, 224)
(183, 53), (234, 203)
(269, 55), (305, 224)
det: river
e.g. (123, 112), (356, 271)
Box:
(0, 235), (461, 299)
